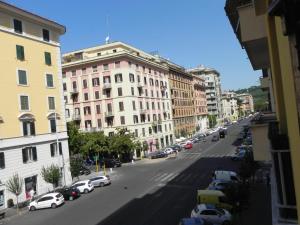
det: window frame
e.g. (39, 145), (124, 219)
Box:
(45, 73), (54, 88)
(17, 68), (28, 86)
(16, 45), (25, 61)
(42, 29), (50, 42)
(48, 96), (56, 110)
(19, 94), (30, 111)
(22, 147), (37, 163)
(44, 52), (52, 66)
(13, 19), (23, 34)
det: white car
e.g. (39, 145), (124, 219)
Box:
(163, 148), (174, 155)
(72, 180), (94, 193)
(191, 204), (232, 225)
(90, 175), (111, 187)
(28, 192), (64, 211)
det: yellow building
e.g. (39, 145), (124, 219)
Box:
(0, 1), (72, 209)
(226, 0), (300, 224)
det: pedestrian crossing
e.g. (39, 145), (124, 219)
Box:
(177, 149), (236, 159)
(148, 171), (210, 184)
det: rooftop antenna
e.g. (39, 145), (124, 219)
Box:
(105, 14), (110, 44)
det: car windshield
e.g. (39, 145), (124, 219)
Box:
(55, 193), (62, 198)
(216, 208), (225, 215)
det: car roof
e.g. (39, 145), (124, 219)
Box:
(197, 203), (217, 211)
(73, 180), (90, 184)
(41, 192), (59, 197)
(214, 170), (237, 176)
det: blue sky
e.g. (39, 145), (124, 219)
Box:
(7, 0), (261, 90)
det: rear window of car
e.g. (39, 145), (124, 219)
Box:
(55, 193), (62, 198)
(88, 180), (92, 185)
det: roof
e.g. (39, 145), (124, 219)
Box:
(0, 0), (65, 34)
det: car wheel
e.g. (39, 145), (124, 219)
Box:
(30, 206), (36, 211)
(100, 182), (104, 187)
(69, 196), (74, 201)
(51, 203), (57, 209)
(84, 188), (89, 194)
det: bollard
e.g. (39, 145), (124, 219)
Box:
(131, 159), (134, 164)
(110, 168), (113, 173)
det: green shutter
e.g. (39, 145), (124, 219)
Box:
(16, 45), (24, 60)
(45, 52), (52, 65)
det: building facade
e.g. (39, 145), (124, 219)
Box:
(168, 64), (196, 137)
(192, 75), (209, 132)
(188, 66), (223, 126)
(226, 0), (300, 224)
(62, 42), (174, 155)
(237, 93), (254, 115)
(221, 91), (239, 122)
(0, 2), (72, 209)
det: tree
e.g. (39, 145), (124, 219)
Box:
(67, 122), (84, 155)
(70, 157), (82, 180)
(81, 131), (109, 156)
(6, 174), (23, 211)
(208, 115), (217, 128)
(41, 164), (61, 189)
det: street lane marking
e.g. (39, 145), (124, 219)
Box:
(160, 173), (175, 182)
(154, 173), (169, 181)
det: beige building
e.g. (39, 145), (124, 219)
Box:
(221, 91), (239, 122)
(0, 1), (72, 210)
(237, 93), (254, 115)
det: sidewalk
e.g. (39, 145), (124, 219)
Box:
(0, 206), (28, 224)
(234, 183), (272, 225)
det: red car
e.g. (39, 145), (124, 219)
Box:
(184, 142), (193, 149)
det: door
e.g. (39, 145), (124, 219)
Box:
(36, 197), (48, 209)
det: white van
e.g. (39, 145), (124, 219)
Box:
(213, 170), (240, 182)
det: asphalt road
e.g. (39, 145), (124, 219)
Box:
(5, 121), (248, 225)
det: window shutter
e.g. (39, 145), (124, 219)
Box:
(30, 122), (36, 135)
(0, 152), (5, 169)
(50, 144), (55, 157)
(45, 52), (52, 65)
(22, 148), (28, 163)
(23, 122), (28, 136)
(59, 142), (62, 155)
(32, 147), (37, 161)
(16, 45), (24, 60)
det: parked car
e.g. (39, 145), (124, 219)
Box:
(213, 170), (240, 183)
(197, 190), (232, 210)
(28, 193), (64, 211)
(163, 148), (174, 155)
(99, 158), (122, 168)
(231, 150), (247, 161)
(178, 217), (213, 225)
(55, 186), (80, 201)
(191, 204), (232, 225)
(219, 130), (225, 138)
(90, 175), (111, 187)
(207, 179), (235, 192)
(72, 180), (94, 193)
(184, 142), (193, 149)
(79, 165), (91, 175)
(170, 144), (182, 152)
(148, 151), (167, 159)
(211, 135), (219, 142)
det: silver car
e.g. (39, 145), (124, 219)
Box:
(89, 175), (111, 187)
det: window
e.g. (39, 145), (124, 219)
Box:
(18, 70), (27, 85)
(155, 80), (159, 86)
(20, 95), (29, 110)
(50, 118), (56, 133)
(140, 101), (143, 109)
(145, 89), (148, 97)
(157, 91), (159, 98)
(92, 78), (100, 86)
(46, 74), (54, 87)
(118, 87), (123, 96)
(42, 29), (50, 42)
(157, 102), (160, 109)
(92, 65), (97, 72)
(113, 49), (117, 53)
(151, 90), (154, 97)
(146, 102), (149, 110)
(119, 102), (124, 111)
(96, 105), (101, 114)
(142, 128), (145, 137)
(132, 101), (136, 110)
(128, 61), (132, 67)
(83, 79), (88, 88)
(103, 64), (109, 70)
(149, 127), (152, 134)
(16, 45), (25, 60)
(131, 87), (135, 96)
(149, 78), (154, 86)
(13, 19), (22, 33)
(64, 96), (68, 104)
(72, 81), (77, 89)
(22, 121), (35, 136)
(82, 68), (86, 74)
(152, 102), (155, 110)
(97, 119), (102, 128)
(84, 106), (91, 115)
(50, 142), (62, 157)
(84, 93), (89, 101)
(135, 129), (138, 137)
(95, 91), (100, 99)
(129, 73), (135, 83)
(115, 61), (120, 68)
(22, 147), (37, 163)
(120, 116), (125, 125)
(133, 115), (139, 124)
(0, 152), (5, 169)
(65, 109), (70, 118)
(72, 70), (76, 76)
(115, 73), (123, 83)
(48, 97), (55, 110)
(44, 52), (52, 65)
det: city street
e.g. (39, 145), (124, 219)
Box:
(5, 122), (247, 225)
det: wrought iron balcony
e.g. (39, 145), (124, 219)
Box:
(105, 111), (114, 117)
(72, 114), (81, 121)
(102, 83), (112, 90)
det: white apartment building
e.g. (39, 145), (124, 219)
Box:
(221, 91), (239, 122)
(188, 65), (223, 124)
(62, 42), (175, 156)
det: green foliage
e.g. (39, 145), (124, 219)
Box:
(81, 131), (109, 156)
(41, 164), (61, 188)
(208, 115), (217, 128)
(180, 129), (187, 137)
(235, 86), (268, 111)
(70, 157), (82, 179)
(67, 122), (83, 155)
(109, 128), (135, 155)
(6, 174), (23, 196)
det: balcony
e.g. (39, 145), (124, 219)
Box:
(139, 109), (147, 114)
(137, 82), (144, 88)
(105, 111), (114, 117)
(160, 85), (167, 91)
(72, 114), (81, 121)
(102, 83), (112, 90)
(70, 88), (79, 96)
(152, 121), (158, 127)
(260, 76), (270, 90)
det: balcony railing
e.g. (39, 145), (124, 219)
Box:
(137, 82), (144, 88)
(70, 88), (79, 96)
(102, 83), (112, 90)
(105, 111), (114, 117)
(72, 114), (81, 121)
(139, 109), (147, 114)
